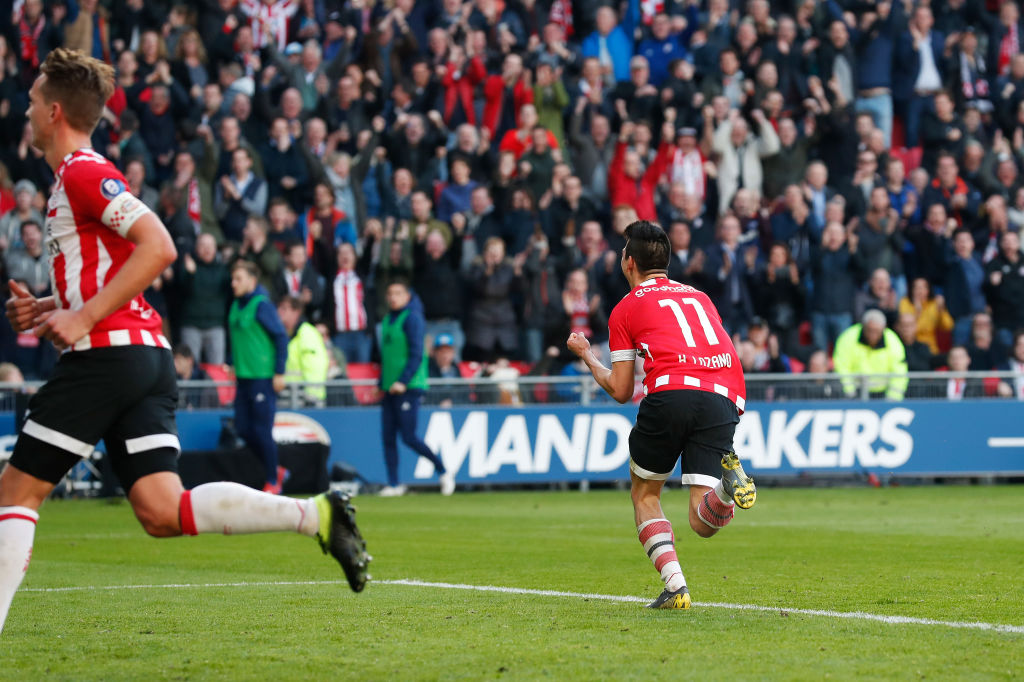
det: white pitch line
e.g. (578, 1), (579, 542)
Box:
(987, 437), (1024, 448)
(20, 578), (1024, 635)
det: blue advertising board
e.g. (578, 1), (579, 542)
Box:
(2, 401), (1022, 484)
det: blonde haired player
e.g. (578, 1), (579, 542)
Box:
(0, 49), (369, 635)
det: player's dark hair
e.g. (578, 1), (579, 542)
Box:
(40, 48), (115, 134)
(623, 220), (670, 273)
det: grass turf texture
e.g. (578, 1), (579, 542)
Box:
(3, 486), (1022, 681)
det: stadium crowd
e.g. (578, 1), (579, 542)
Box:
(2, 0), (1024, 402)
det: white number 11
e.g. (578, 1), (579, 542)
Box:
(659, 297), (720, 348)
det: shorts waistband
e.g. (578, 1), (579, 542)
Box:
(645, 374), (745, 412)
(71, 329), (171, 352)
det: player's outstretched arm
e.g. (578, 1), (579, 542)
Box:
(566, 332), (634, 404)
(35, 214), (177, 349)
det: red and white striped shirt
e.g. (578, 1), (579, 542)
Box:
(608, 277), (746, 412)
(47, 148), (168, 352)
(240, 0), (298, 50)
(333, 269), (367, 332)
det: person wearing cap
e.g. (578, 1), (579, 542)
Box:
(427, 333), (460, 407)
(0, 180), (43, 253)
(266, 38), (348, 114)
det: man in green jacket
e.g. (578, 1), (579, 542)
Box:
(379, 281), (453, 497)
(832, 309), (909, 400)
(277, 296), (329, 406)
(229, 260), (289, 493)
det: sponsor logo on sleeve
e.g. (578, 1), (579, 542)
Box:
(100, 178), (126, 200)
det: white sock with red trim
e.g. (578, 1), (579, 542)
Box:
(637, 518), (686, 592)
(179, 483), (319, 537)
(0, 506), (38, 634)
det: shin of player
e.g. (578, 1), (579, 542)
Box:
(568, 220), (755, 610)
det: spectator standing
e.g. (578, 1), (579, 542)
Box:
(213, 147), (267, 244)
(179, 233), (231, 366)
(261, 117), (310, 212)
(378, 280), (453, 497)
(275, 241), (325, 321)
(228, 259), (289, 494)
(608, 120), (675, 222)
(413, 224), (466, 359)
(810, 222), (863, 352)
(465, 237), (521, 362)
(894, 5), (947, 148)
(328, 242), (371, 364)
(702, 214), (755, 336)
(944, 229), (988, 344)
(984, 229), (1024, 347)
(581, 6), (632, 85)
(711, 109), (780, 214)
(898, 277), (954, 355)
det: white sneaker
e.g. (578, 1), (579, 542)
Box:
(378, 485), (407, 497)
(439, 472), (455, 496)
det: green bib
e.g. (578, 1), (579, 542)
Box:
(380, 308), (428, 390)
(228, 294), (276, 379)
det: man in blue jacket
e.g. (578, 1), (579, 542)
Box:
(582, 7), (633, 85)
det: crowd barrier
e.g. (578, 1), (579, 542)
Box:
(1, 373), (1022, 486)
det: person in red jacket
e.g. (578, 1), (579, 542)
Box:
(440, 43), (486, 128)
(498, 104), (559, 160)
(482, 53), (534, 141)
(608, 120), (676, 221)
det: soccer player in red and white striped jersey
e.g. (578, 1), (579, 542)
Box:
(567, 220), (757, 609)
(0, 49), (368, 636)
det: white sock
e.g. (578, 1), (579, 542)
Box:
(0, 506), (38, 634)
(181, 483), (319, 536)
(714, 480), (734, 505)
(637, 518), (687, 592)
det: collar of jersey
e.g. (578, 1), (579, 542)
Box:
(56, 147), (96, 179)
(638, 276), (670, 287)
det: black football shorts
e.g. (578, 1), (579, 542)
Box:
(9, 345), (180, 492)
(628, 389), (739, 488)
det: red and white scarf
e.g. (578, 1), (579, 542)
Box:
(549, 0), (574, 37)
(18, 14), (46, 71)
(1000, 23), (1019, 76)
(667, 148), (706, 199)
(333, 269), (367, 332)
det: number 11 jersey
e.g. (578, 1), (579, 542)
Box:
(608, 276), (746, 413)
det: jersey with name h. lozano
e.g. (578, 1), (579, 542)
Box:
(608, 276), (746, 412)
(45, 148), (169, 352)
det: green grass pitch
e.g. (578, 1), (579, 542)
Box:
(2, 486), (1022, 680)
